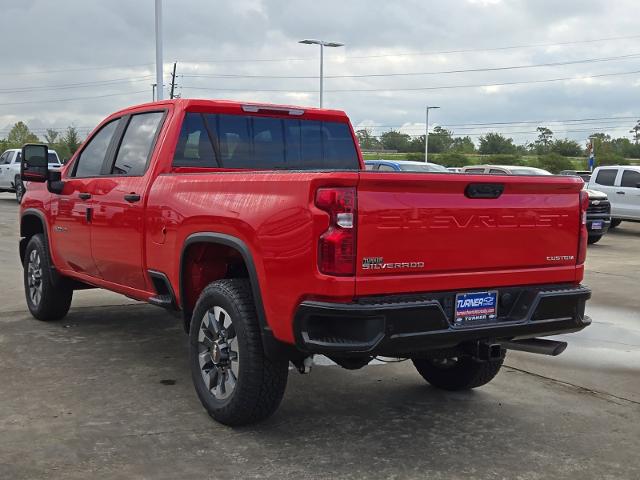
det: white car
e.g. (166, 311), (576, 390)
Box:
(0, 148), (62, 203)
(460, 165), (553, 176)
(587, 165), (640, 227)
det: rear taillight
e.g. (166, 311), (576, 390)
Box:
(577, 190), (589, 264)
(315, 187), (356, 276)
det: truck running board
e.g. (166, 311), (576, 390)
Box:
(500, 338), (568, 356)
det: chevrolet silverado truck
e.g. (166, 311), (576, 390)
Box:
(18, 99), (591, 426)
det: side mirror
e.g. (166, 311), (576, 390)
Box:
(21, 144), (49, 183)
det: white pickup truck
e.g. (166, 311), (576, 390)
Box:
(588, 166), (640, 228)
(0, 148), (62, 203)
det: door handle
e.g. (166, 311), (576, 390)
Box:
(78, 192), (91, 200)
(616, 191), (625, 195)
(124, 193), (141, 203)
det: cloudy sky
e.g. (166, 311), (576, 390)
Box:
(1, 0), (639, 146)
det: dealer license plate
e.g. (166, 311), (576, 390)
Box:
(591, 221), (603, 230)
(454, 290), (498, 327)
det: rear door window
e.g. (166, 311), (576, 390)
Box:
(112, 112), (164, 176)
(621, 169), (640, 188)
(464, 168), (486, 174)
(73, 119), (120, 177)
(594, 169), (617, 186)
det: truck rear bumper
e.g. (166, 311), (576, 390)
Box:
(293, 284), (591, 357)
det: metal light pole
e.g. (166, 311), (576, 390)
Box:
(425, 106), (440, 163)
(299, 39), (344, 108)
(155, 0), (164, 100)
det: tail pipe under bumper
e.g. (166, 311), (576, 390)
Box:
(500, 338), (568, 356)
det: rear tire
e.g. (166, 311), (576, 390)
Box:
(610, 219), (622, 229)
(23, 234), (73, 321)
(189, 279), (289, 426)
(588, 235), (603, 244)
(412, 355), (504, 391)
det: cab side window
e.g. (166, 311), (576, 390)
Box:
(378, 164), (396, 171)
(73, 119), (120, 177)
(594, 169), (617, 186)
(0, 152), (10, 164)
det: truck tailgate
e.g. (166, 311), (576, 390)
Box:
(356, 172), (584, 296)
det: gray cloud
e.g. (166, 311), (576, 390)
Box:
(1, 0), (638, 145)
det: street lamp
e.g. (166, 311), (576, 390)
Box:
(155, 0), (163, 100)
(299, 39), (344, 108)
(425, 106), (440, 163)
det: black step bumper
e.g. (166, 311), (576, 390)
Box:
(293, 284), (591, 357)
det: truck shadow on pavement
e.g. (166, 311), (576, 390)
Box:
(2, 303), (637, 479)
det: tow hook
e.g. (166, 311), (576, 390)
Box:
(465, 341), (505, 361)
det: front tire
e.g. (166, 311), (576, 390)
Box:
(189, 279), (288, 426)
(412, 355), (504, 391)
(588, 235), (603, 244)
(23, 234), (73, 321)
(14, 176), (25, 204)
(610, 219), (622, 229)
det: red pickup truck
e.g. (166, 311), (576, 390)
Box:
(19, 99), (591, 425)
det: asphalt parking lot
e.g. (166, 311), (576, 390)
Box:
(1, 192), (639, 479)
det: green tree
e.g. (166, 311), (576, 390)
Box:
(6, 121), (40, 148)
(355, 129), (381, 151)
(597, 151), (628, 166)
(437, 152), (470, 168)
(533, 126), (553, 153)
(380, 130), (411, 152)
(535, 152), (573, 173)
(551, 138), (582, 157)
(427, 126), (453, 153)
(61, 126), (81, 155)
(630, 120), (640, 145)
(44, 129), (59, 146)
(478, 133), (517, 154)
(450, 136), (475, 153)
(408, 135), (425, 153)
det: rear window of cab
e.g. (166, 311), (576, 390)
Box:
(173, 112), (359, 171)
